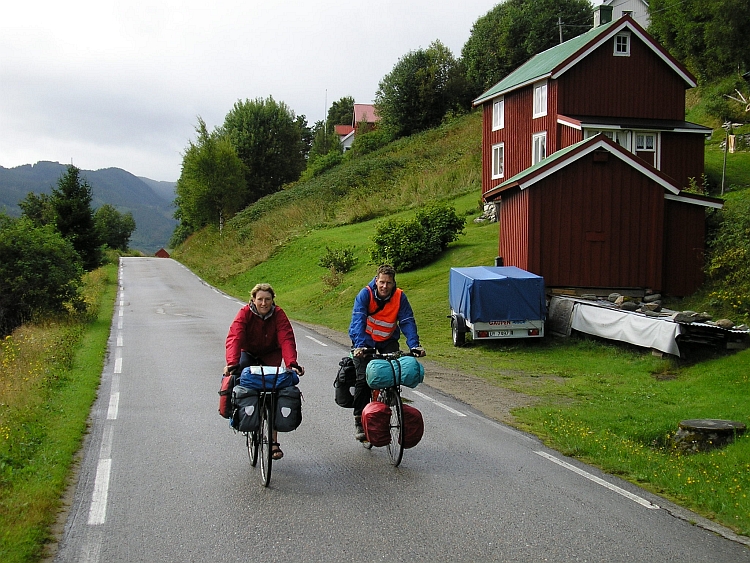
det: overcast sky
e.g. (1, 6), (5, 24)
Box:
(0, 0), (520, 182)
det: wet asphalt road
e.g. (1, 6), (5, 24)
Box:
(52, 258), (750, 562)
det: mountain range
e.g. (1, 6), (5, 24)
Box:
(0, 161), (177, 253)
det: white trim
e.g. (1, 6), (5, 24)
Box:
(532, 131), (547, 165)
(551, 20), (696, 88)
(492, 143), (505, 179)
(517, 138), (680, 195)
(558, 117), (581, 130)
(492, 97), (505, 131)
(533, 81), (548, 119)
(664, 193), (723, 209)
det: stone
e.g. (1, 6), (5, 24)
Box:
(640, 302), (662, 312)
(608, 292), (621, 303)
(621, 301), (638, 311)
(614, 295), (627, 307)
(580, 294), (598, 300)
(715, 318), (735, 329)
(672, 419), (746, 453)
(643, 293), (662, 303)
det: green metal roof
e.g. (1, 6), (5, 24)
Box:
(473, 20), (620, 105)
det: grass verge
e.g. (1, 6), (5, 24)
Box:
(0, 264), (117, 563)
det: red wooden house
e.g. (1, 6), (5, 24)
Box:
(472, 7), (721, 296)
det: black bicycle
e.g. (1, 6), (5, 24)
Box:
(360, 349), (417, 467)
(245, 387), (277, 486)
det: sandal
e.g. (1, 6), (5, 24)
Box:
(271, 444), (284, 460)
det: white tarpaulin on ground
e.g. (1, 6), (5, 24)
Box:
(571, 302), (683, 356)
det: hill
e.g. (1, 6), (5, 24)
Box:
(0, 161), (177, 253)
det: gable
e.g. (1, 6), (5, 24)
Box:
(473, 16), (694, 106)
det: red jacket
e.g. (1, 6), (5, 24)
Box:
(225, 304), (298, 368)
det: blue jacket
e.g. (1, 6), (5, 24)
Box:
(349, 278), (420, 349)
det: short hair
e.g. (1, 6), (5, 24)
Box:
(250, 283), (275, 300)
(376, 264), (396, 279)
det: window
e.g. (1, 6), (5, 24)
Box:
(614, 32), (630, 56)
(532, 132), (547, 165)
(533, 81), (547, 118)
(492, 143), (504, 179)
(636, 133), (655, 151)
(622, 10), (633, 18)
(492, 97), (504, 130)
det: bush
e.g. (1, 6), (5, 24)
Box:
(0, 216), (84, 335)
(318, 245), (357, 274)
(369, 203), (465, 271)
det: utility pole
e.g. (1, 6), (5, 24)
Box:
(558, 16), (563, 44)
(721, 121), (729, 195)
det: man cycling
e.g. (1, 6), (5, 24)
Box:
(348, 264), (425, 441)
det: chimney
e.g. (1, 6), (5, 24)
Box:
(594, 4), (613, 27)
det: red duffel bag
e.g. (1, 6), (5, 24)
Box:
(361, 401), (391, 447)
(400, 404), (424, 448)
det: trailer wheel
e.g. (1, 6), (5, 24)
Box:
(451, 315), (466, 347)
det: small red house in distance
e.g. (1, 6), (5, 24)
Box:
(473, 6), (721, 296)
(155, 248), (170, 258)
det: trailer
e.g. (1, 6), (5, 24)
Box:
(449, 266), (546, 346)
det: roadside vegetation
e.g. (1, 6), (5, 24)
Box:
(0, 264), (118, 563)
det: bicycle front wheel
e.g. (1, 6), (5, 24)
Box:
(384, 388), (404, 466)
(259, 394), (274, 486)
(246, 430), (259, 467)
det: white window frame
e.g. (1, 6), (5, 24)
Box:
(492, 143), (505, 179)
(614, 32), (630, 56)
(532, 132), (547, 165)
(636, 133), (656, 151)
(492, 97), (504, 131)
(533, 81), (547, 119)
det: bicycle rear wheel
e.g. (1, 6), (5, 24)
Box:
(384, 388), (404, 466)
(246, 429), (259, 467)
(259, 394), (274, 486)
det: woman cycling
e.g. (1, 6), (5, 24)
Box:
(224, 283), (304, 460)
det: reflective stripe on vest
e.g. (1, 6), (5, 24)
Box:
(365, 287), (402, 341)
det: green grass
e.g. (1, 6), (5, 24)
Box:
(0, 265), (118, 563)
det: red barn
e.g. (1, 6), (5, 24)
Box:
(473, 7), (721, 296)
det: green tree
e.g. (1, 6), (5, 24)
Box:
(462, 0), (593, 94)
(175, 118), (248, 236)
(649, 0), (750, 83)
(50, 165), (102, 270)
(94, 204), (136, 250)
(375, 40), (470, 138)
(19, 192), (56, 226)
(327, 96), (355, 129)
(222, 96), (308, 204)
(0, 215), (83, 335)
(308, 119), (341, 161)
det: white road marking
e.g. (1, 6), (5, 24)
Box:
(304, 335), (328, 346)
(87, 458), (112, 525)
(107, 393), (119, 420)
(114, 357), (122, 374)
(117, 332), (123, 347)
(535, 451), (660, 509)
(409, 389), (467, 416)
(99, 425), (114, 458)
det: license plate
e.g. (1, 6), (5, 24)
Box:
(489, 330), (512, 337)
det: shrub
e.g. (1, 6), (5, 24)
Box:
(318, 245), (357, 274)
(369, 203), (465, 271)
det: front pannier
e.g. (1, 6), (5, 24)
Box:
(218, 372), (237, 418)
(361, 401), (391, 447)
(400, 404), (424, 448)
(333, 356), (357, 408)
(274, 385), (303, 432)
(231, 385), (259, 432)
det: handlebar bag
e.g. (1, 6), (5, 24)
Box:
(240, 366), (299, 390)
(400, 404), (424, 449)
(366, 356), (424, 389)
(231, 385), (260, 432)
(361, 401), (391, 447)
(333, 357), (357, 408)
(274, 385), (302, 432)
(218, 372), (237, 418)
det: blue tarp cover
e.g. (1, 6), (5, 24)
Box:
(449, 266), (546, 323)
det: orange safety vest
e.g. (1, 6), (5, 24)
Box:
(365, 287), (402, 341)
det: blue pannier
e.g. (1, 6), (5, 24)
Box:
(365, 356), (424, 389)
(240, 366), (299, 390)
